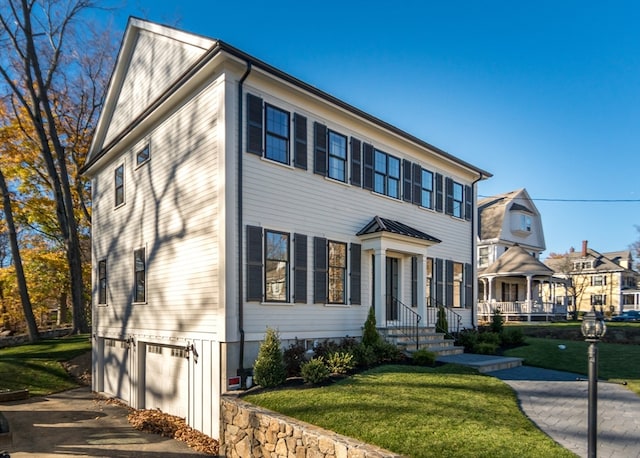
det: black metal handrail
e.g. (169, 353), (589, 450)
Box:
(426, 297), (462, 339)
(385, 295), (422, 350)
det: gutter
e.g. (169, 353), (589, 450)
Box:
(471, 172), (485, 328)
(237, 62), (252, 387)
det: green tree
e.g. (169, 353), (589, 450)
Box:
(362, 306), (381, 347)
(253, 328), (286, 388)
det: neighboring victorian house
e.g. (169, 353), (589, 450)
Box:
(544, 241), (640, 316)
(82, 18), (490, 440)
(476, 189), (566, 321)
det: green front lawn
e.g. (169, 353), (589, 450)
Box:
(0, 335), (91, 396)
(244, 364), (576, 458)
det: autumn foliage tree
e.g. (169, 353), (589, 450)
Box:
(0, 0), (114, 334)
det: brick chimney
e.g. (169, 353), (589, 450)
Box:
(581, 240), (588, 257)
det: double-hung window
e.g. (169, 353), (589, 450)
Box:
(373, 149), (400, 198)
(114, 164), (124, 207)
(452, 182), (463, 218)
(421, 169), (434, 208)
(265, 230), (289, 302)
(328, 241), (347, 304)
(591, 294), (606, 306)
(265, 104), (290, 164)
(98, 260), (107, 305)
(328, 130), (347, 182)
(136, 144), (150, 166)
(591, 275), (606, 286)
(134, 248), (146, 303)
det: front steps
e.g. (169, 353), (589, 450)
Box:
(381, 326), (464, 357)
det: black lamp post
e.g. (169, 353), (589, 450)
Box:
(581, 306), (606, 458)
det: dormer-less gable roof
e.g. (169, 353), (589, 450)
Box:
(84, 17), (492, 179)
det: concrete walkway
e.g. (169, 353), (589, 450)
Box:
(491, 366), (640, 458)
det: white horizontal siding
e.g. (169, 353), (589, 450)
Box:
(103, 30), (209, 146)
(92, 79), (225, 339)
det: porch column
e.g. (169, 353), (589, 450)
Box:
(373, 249), (386, 326)
(487, 276), (494, 301)
(526, 275), (532, 303)
(417, 254), (427, 319)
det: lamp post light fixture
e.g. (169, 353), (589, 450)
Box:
(581, 306), (607, 458)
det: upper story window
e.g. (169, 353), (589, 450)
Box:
(98, 260), (107, 305)
(136, 144), (150, 166)
(573, 260), (593, 270)
(591, 275), (606, 286)
(328, 130), (347, 182)
(328, 241), (347, 304)
(134, 248), (146, 303)
(265, 230), (289, 302)
(114, 164), (124, 207)
(420, 169), (434, 208)
(374, 149), (400, 199)
(520, 215), (532, 232)
(478, 247), (489, 267)
(452, 182), (463, 218)
(265, 104), (290, 164)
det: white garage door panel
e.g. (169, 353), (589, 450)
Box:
(104, 339), (130, 402)
(145, 344), (189, 419)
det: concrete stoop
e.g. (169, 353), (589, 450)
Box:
(436, 353), (523, 373)
(383, 327), (465, 357)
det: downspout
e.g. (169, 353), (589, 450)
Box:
(237, 61), (252, 386)
(471, 172), (484, 328)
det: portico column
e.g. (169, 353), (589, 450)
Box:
(373, 249), (386, 326)
(417, 254), (426, 319)
(488, 276), (494, 301)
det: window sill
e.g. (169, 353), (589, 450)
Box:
(324, 303), (350, 308)
(368, 190), (401, 202)
(324, 176), (350, 187)
(260, 301), (295, 306)
(260, 156), (295, 170)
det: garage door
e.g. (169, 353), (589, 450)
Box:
(145, 344), (189, 419)
(103, 338), (131, 403)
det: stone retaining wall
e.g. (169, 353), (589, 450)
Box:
(221, 395), (403, 458)
(0, 327), (74, 349)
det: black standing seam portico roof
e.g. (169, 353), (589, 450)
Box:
(357, 216), (441, 243)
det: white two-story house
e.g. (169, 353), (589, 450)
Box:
(83, 18), (490, 439)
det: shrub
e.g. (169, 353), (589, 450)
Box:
(490, 309), (504, 334)
(313, 339), (340, 359)
(412, 349), (436, 366)
(474, 342), (498, 355)
(300, 358), (330, 384)
(478, 331), (501, 346)
(352, 342), (377, 368)
(501, 327), (525, 348)
(455, 329), (478, 352)
(283, 340), (307, 377)
(326, 351), (355, 375)
(253, 327), (286, 388)
(362, 306), (381, 347)
(372, 340), (403, 363)
(435, 306), (448, 334)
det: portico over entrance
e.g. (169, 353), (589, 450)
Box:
(357, 216), (441, 326)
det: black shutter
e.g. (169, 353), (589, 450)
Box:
(445, 260), (453, 306)
(293, 114), (308, 170)
(246, 94), (263, 155)
(411, 257), (417, 307)
(465, 263), (473, 308)
(402, 159), (412, 202)
(445, 177), (454, 215)
(464, 185), (472, 221)
(435, 258), (444, 305)
(435, 173), (443, 212)
(350, 243), (361, 305)
(350, 137), (362, 187)
(412, 163), (422, 206)
(313, 237), (327, 303)
(314, 122), (327, 176)
(246, 225), (263, 301)
(362, 143), (374, 190)
(293, 234), (307, 303)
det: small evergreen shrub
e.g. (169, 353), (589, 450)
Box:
(253, 327), (286, 388)
(362, 306), (381, 347)
(352, 342), (377, 367)
(478, 331), (501, 346)
(474, 342), (498, 355)
(326, 351), (355, 375)
(490, 309), (504, 334)
(283, 340), (307, 377)
(412, 349), (437, 366)
(372, 340), (403, 363)
(313, 339), (340, 359)
(435, 306), (448, 334)
(501, 327), (525, 348)
(300, 358), (330, 384)
(455, 329), (479, 352)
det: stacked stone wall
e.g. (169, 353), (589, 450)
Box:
(221, 395), (403, 458)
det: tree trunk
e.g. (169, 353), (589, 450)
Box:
(0, 170), (38, 341)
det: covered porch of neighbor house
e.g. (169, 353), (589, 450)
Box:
(477, 245), (568, 322)
(622, 290), (640, 312)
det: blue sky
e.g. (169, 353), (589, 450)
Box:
(102, 1), (640, 257)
